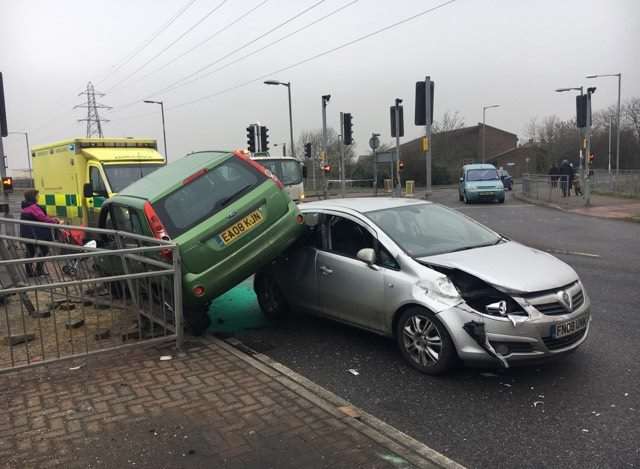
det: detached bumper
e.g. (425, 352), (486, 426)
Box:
(437, 295), (591, 367)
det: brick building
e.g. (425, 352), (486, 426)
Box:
(488, 143), (550, 178)
(400, 124), (518, 185)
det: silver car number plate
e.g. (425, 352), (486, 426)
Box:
(553, 315), (588, 338)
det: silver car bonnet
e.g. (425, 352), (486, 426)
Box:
(418, 241), (578, 294)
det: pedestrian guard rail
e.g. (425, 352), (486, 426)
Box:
(591, 169), (640, 196)
(521, 174), (570, 203)
(0, 217), (183, 374)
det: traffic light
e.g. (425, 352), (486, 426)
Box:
(390, 103), (404, 138)
(322, 164), (331, 173)
(342, 113), (353, 145)
(260, 126), (269, 152)
(415, 80), (435, 126)
(399, 160), (405, 171)
(2, 176), (13, 193)
(304, 142), (312, 159)
(246, 125), (256, 153)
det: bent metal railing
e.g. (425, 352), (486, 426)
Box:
(0, 217), (183, 374)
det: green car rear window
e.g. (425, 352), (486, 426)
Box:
(153, 157), (266, 238)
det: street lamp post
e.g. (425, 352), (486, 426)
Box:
(143, 100), (168, 164)
(482, 104), (500, 163)
(264, 80), (295, 159)
(8, 131), (31, 179)
(586, 73), (622, 175)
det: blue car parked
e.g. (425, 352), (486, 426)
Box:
(458, 164), (505, 204)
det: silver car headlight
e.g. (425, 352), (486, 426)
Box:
(417, 276), (461, 302)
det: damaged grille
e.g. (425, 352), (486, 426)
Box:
(526, 282), (584, 316)
(543, 328), (588, 350)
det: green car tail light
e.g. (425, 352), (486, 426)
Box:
(143, 201), (173, 261)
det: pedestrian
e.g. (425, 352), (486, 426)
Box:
(549, 162), (559, 188)
(558, 160), (572, 197)
(20, 189), (60, 277)
(573, 175), (583, 196)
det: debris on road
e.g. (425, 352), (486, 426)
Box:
(338, 405), (361, 419)
(533, 401), (544, 408)
(347, 368), (360, 376)
(160, 355), (172, 361)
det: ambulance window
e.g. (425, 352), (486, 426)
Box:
(90, 166), (107, 194)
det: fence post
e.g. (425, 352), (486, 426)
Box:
(0, 238), (36, 315)
(172, 247), (184, 352)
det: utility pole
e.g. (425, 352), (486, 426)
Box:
(339, 129), (346, 197)
(321, 95), (330, 199)
(8, 131), (31, 179)
(75, 82), (111, 138)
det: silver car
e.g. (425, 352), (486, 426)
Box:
(254, 198), (591, 374)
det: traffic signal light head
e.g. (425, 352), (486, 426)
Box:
(2, 176), (13, 192)
(260, 126), (269, 152)
(322, 164), (331, 173)
(399, 160), (405, 171)
(342, 113), (353, 145)
(304, 142), (312, 159)
(246, 126), (256, 153)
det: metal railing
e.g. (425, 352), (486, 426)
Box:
(0, 218), (182, 374)
(521, 174), (570, 202)
(591, 169), (640, 196)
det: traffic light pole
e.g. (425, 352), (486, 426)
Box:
(339, 113), (346, 197)
(321, 96), (329, 199)
(424, 76), (433, 197)
(394, 100), (402, 197)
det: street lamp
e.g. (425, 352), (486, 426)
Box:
(8, 131), (31, 179)
(264, 80), (295, 159)
(586, 73), (622, 175)
(273, 142), (287, 156)
(143, 100), (168, 164)
(482, 104), (500, 163)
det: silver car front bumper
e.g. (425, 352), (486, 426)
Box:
(437, 292), (591, 367)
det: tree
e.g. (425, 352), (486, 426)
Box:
(295, 127), (356, 177)
(624, 97), (640, 144)
(432, 110), (465, 134)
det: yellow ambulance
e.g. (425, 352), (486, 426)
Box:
(31, 137), (165, 226)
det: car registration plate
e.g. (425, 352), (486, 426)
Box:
(553, 314), (588, 338)
(218, 210), (264, 246)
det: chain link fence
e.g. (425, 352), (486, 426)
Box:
(0, 218), (182, 373)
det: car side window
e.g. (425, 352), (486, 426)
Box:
(90, 166), (106, 193)
(299, 212), (324, 249)
(327, 215), (375, 258)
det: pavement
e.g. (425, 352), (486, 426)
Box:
(0, 336), (461, 469)
(512, 187), (640, 222)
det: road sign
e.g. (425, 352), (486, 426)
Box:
(369, 135), (380, 151)
(375, 151), (394, 163)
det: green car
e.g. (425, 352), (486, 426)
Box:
(97, 149), (304, 334)
(458, 163), (505, 204)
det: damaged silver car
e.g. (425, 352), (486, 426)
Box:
(254, 198), (591, 375)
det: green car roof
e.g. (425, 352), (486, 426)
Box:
(118, 151), (231, 201)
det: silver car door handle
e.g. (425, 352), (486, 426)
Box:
(319, 265), (333, 275)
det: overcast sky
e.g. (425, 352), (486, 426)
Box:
(1, 0), (639, 169)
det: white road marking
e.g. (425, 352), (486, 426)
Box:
(455, 204), (534, 209)
(543, 248), (601, 258)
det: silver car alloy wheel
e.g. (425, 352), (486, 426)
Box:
(402, 314), (442, 366)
